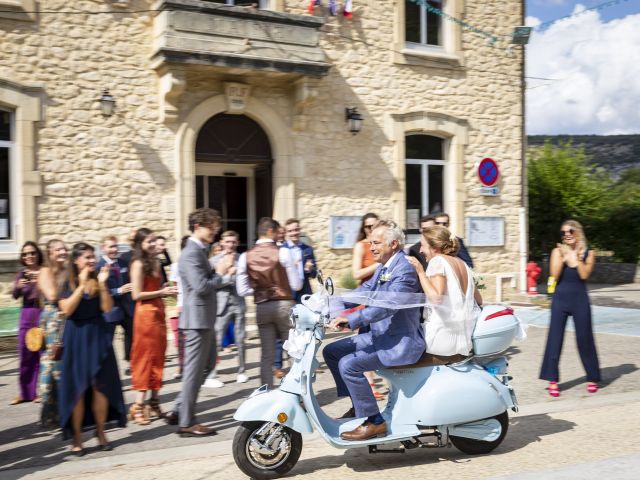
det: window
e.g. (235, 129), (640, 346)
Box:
(405, 0), (443, 48)
(405, 135), (445, 233)
(0, 110), (11, 239)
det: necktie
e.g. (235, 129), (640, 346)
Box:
(111, 262), (121, 281)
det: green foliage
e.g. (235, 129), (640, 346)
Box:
(528, 142), (640, 263)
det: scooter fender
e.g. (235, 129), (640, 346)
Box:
(233, 388), (313, 434)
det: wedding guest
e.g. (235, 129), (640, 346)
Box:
(540, 220), (600, 397)
(204, 230), (247, 387)
(352, 213), (380, 284)
(165, 208), (231, 437)
(11, 242), (44, 405)
(408, 215), (435, 271)
(169, 235), (190, 380)
(113, 229), (137, 376)
(58, 242), (126, 455)
(97, 236), (133, 349)
(129, 228), (177, 424)
(37, 239), (68, 427)
(433, 212), (473, 268)
(155, 235), (172, 284)
(237, 217), (301, 388)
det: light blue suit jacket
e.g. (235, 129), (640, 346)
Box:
(346, 252), (426, 367)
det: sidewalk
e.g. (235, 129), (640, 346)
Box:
(1, 311), (639, 478)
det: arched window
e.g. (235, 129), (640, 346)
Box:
(405, 134), (445, 232)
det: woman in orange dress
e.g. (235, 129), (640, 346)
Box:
(352, 212), (380, 284)
(129, 228), (178, 425)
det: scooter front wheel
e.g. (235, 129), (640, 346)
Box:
(233, 421), (303, 479)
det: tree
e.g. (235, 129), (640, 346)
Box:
(527, 141), (612, 259)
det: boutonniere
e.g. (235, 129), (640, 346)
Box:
(379, 272), (392, 284)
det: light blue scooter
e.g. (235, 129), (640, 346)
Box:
(232, 277), (520, 479)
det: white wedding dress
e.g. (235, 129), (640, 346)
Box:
(423, 255), (480, 356)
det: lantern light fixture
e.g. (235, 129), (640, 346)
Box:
(99, 89), (116, 117)
(345, 107), (363, 135)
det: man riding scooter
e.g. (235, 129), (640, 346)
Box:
(324, 219), (426, 441)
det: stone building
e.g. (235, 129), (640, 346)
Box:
(0, 0), (526, 306)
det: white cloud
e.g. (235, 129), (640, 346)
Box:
(526, 7), (640, 134)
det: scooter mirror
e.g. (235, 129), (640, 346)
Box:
(325, 277), (334, 295)
(316, 269), (324, 288)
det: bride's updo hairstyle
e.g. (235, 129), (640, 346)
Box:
(421, 225), (460, 256)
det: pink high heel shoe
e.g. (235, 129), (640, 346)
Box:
(548, 382), (560, 398)
(587, 383), (598, 393)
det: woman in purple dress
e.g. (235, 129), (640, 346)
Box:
(10, 241), (44, 405)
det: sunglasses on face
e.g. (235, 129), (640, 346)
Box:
(21, 251), (37, 257)
(364, 224), (376, 230)
(435, 221), (449, 227)
(561, 228), (575, 236)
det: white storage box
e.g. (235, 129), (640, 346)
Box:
(472, 305), (520, 356)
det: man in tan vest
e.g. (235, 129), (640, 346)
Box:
(236, 217), (302, 387)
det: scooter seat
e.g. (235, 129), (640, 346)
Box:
(389, 352), (468, 369)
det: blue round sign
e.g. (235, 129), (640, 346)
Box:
(478, 158), (500, 186)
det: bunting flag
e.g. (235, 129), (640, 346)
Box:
(343, 0), (353, 19)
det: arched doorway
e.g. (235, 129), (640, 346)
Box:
(195, 113), (273, 251)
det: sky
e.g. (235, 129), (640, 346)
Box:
(525, 0), (640, 135)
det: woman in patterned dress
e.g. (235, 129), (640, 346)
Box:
(37, 239), (68, 427)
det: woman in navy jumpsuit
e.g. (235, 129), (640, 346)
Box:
(540, 220), (600, 397)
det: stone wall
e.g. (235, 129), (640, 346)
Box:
(0, 0), (525, 304)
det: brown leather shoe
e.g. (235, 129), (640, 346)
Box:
(274, 368), (286, 379)
(177, 424), (217, 437)
(164, 411), (179, 426)
(340, 421), (387, 441)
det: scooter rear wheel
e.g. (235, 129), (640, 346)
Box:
(450, 411), (509, 455)
(233, 421), (303, 479)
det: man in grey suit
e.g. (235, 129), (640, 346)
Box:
(203, 230), (247, 387)
(165, 208), (234, 436)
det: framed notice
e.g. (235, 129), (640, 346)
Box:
(465, 216), (505, 247)
(329, 216), (362, 249)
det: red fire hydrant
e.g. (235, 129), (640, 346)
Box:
(526, 261), (542, 295)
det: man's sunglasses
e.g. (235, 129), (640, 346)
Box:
(561, 228), (575, 236)
(435, 221), (449, 226)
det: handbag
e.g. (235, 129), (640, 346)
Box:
(25, 327), (45, 352)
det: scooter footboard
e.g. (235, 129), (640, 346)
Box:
(234, 388), (313, 433)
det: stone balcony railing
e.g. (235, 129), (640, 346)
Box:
(151, 0), (331, 77)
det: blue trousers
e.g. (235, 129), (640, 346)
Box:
(323, 334), (384, 418)
(540, 297), (601, 383)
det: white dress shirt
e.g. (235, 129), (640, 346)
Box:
(236, 239), (302, 297)
(286, 239), (305, 282)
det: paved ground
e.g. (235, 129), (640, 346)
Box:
(0, 292), (639, 479)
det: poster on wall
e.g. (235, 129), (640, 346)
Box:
(465, 216), (505, 247)
(329, 216), (362, 249)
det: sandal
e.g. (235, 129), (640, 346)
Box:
(548, 382), (560, 398)
(587, 382), (598, 394)
(148, 398), (164, 419)
(128, 402), (151, 425)
(10, 397), (24, 405)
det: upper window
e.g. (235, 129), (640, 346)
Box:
(0, 110), (12, 239)
(405, 0), (443, 48)
(405, 135), (445, 234)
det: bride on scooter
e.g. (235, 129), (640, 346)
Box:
(324, 219), (426, 441)
(406, 226), (483, 357)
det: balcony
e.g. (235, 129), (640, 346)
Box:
(151, 0), (331, 77)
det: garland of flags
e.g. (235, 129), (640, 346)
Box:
(308, 0), (352, 19)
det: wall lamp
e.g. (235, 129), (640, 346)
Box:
(345, 107), (363, 135)
(99, 89), (116, 117)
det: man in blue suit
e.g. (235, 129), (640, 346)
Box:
(324, 219), (426, 441)
(283, 218), (317, 303)
(97, 235), (135, 370)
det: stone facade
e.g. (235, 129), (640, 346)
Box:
(0, 0), (525, 307)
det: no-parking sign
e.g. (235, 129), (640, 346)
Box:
(477, 158), (500, 186)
